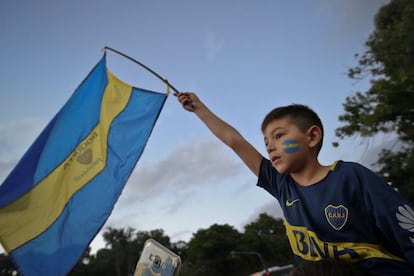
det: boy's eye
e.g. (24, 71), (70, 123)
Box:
(275, 133), (283, 139)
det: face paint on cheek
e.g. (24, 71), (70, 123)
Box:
(282, 139), (300, 154)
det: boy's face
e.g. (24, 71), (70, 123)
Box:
(263, 116), (310, 174)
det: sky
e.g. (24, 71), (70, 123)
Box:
(0, 0), (391, 254)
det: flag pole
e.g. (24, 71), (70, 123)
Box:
(103, 46), (180, 94)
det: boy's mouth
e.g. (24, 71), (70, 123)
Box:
(271, 156), (280, 165)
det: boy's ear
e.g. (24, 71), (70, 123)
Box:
(306, 125), (322, 148)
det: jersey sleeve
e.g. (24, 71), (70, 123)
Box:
(256, 157), (286, 200)
(357, 163), (414, 265)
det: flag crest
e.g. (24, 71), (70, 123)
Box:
(0, 54), (167, 275)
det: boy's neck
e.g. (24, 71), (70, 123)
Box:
(290, 161), (331, 186)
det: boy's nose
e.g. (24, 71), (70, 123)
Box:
(266, 143), (275, 154)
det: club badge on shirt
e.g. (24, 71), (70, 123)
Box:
(325, 204), (349, 231)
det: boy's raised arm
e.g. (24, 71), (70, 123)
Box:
(175, 92), (263, 176)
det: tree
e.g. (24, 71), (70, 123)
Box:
(335, 0), (414, 200)
(69, 247), (93, 276)
(98, 227), (136, 276)
(71, 227), (137, 276)
(134, 228), (172, 250)
(183, 224), (243, 276)
(242, 213), (294, 267)
(69, 227), (174, 276)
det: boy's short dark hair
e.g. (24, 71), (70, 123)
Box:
(261, 104), (324, 154)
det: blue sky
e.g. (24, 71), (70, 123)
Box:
(0, 0), (390, 253)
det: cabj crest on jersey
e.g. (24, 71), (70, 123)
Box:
(325, 204), (349, 231)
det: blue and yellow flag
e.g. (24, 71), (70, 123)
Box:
(0, 54), (167, 275)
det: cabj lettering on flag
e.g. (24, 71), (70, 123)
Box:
(0, 53), (168, 275)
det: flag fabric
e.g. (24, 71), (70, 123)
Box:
(0, 54), (168, 275)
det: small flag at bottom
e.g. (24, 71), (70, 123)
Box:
(0, 53), (168, 275)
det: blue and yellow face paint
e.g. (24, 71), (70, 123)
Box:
(282, 139), (300, 153)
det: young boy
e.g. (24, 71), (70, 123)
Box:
(175, 92), (414, 275)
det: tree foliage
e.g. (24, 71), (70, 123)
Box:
(68, 228), (172, 276)
(184, 224), (243, 275)
(335, 0), (414, 200)
(242, 213), (294, 267)
(68, 214), (295, 276)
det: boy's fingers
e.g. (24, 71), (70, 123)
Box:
(173, 92), (195, 111)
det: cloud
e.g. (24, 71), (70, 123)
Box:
(0, 162), (14, 184)
(203, 31), (224, 60)
(335, 132), (402, 171)
(316, 0), (390, 51)
(357, 135), (402, 170)
(242, 200), (284, 229)
(117, 138), (244, 210)
(317, 0), (390, 29)
(101, 138), (249, 243)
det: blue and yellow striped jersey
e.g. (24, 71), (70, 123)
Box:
(257, 158), (414, 275)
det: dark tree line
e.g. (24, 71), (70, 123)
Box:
(71, 213), (294, 276)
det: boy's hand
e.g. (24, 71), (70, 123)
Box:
(174, 92), (198, 112)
